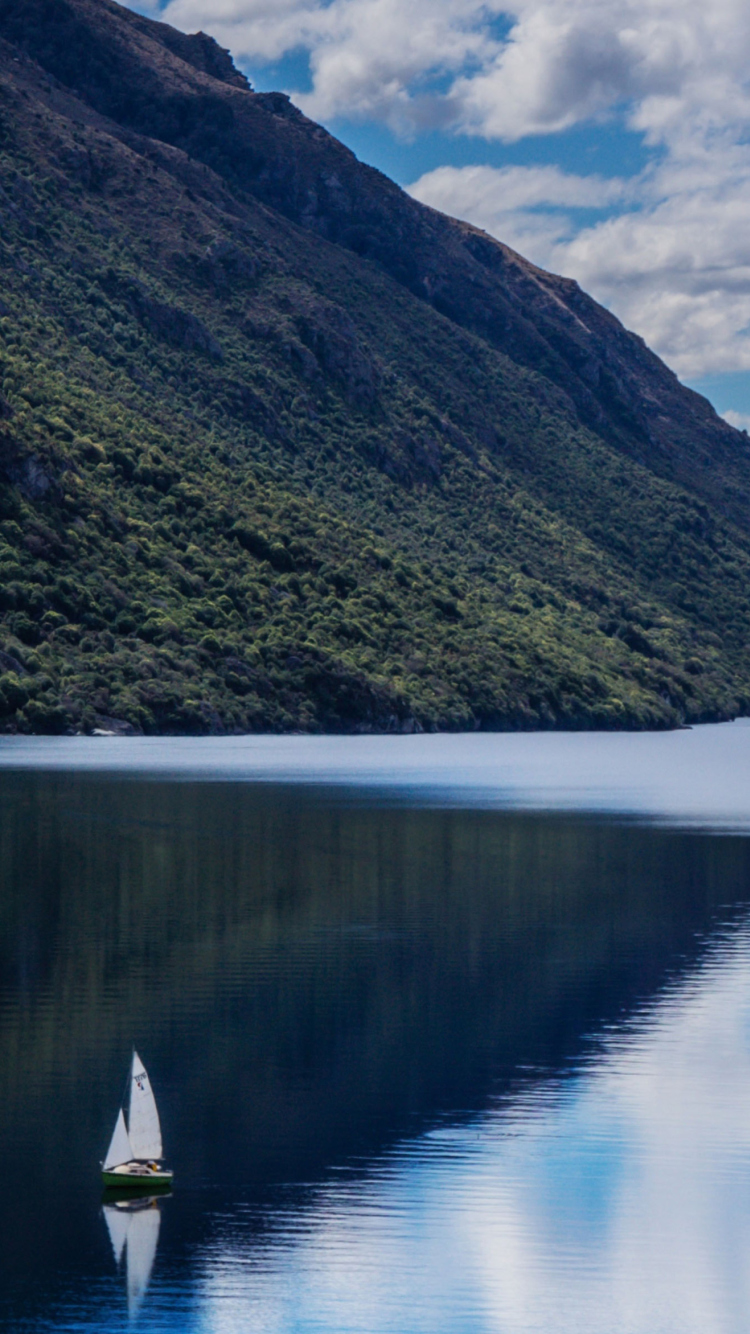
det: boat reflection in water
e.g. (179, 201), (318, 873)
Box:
(102, 1190), (169, 1320)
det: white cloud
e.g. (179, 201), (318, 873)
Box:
(450, 0), (750, 145)
(722, 410), (750, 430)
(409, 162), (631, 268)
(412, 163), (629, 215)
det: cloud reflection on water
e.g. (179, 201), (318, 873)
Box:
(195, 921), (750, 1334)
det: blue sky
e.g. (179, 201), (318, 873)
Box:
(130, 0), (750, 426)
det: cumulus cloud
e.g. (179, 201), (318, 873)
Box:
(410, 162), (632, 263)
(412, 163), (630, 215)
(140, 0), (750, 377)
(448, 0), (750, 144)
(722, 410), (750, 431)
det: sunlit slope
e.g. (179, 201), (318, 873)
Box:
(0, 4), (750, 731)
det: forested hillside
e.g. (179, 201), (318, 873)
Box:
(0, 0), (749, 734)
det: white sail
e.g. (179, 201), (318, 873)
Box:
(103, 1204), (130, 1267)
(127, 1051), (163, 1160)
(126, 1204), (161, 1319)
(104, 1107), (134, 1171)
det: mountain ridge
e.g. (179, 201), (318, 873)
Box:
(0, 0), (748, 735)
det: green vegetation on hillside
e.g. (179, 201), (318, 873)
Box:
(0, 25), (749, 733)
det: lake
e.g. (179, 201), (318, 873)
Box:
(2, 723), (750, 1332)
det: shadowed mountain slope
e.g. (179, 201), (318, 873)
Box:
(2, 0), (745, 521)
(0, 0), (749, 734)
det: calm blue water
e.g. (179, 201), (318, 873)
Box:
(3, 723), (750, 1331)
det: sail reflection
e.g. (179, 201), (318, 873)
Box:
(103, 1195), (163, 1320)
(195, 920), (750, 1334)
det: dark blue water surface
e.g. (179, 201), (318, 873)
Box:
(3, 725), (750, 1332)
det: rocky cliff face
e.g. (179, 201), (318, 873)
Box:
(0, 0), (748, 734)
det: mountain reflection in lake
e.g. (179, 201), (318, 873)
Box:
(2, 739), (750, 1331)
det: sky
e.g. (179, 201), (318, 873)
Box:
(128, 0), (750, 427)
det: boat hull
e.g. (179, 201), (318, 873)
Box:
(102, 1162), (173, 1189)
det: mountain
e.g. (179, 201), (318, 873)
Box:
(0, 0), (749, 735)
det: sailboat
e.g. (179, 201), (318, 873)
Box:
(102, 1051), (173, 1188)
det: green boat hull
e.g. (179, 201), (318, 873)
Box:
(102, 1166), (173, 1189)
